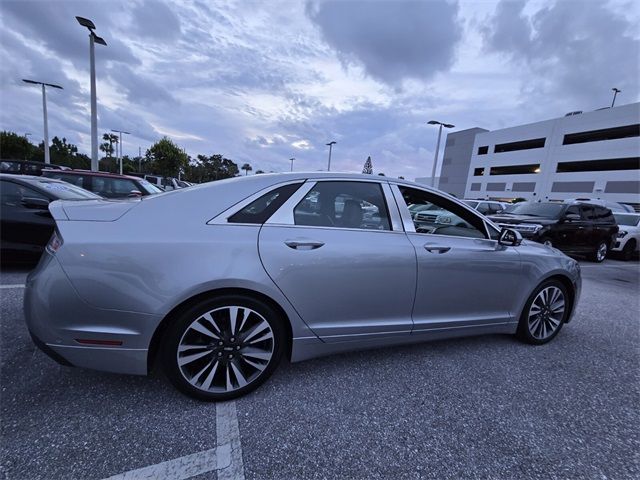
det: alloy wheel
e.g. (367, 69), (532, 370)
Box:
(596, 242), (607, 262)
(177, 306), (274, 393)
(527, 286), (565, 340)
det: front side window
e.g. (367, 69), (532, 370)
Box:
(0, 181), (47, 205)
(47, 172), (85, 188)
(294, 181), (391, 231)
(229, 183), (302, 224)
(398, 186), (487, 239)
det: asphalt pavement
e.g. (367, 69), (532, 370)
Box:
(1, 259), (639, 479)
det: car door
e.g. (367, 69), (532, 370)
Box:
(258, 180), (416, 342)
(0, 180), (53, 255)
(390, 184), (524, 333)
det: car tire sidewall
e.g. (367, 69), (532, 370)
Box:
(161, 295), (286, 401)
(591, 241), (608, 263)
(622, 240), (636, 261)
(517, 279), (569, 345)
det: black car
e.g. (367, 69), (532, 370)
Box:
(1, 159), (69, 176)
(0, 174), (99, 263)
(42, 169), (163, 198)
(488, 201), (619, 262)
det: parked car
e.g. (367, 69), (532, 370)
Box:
(611, 212), (640, 260)
(134, 174), (183, 191)
(25, 173), (581, 401)
(42, 170), (163, 198)
(1, 159), (69, 176)
(462, 200), (507, 215)
(488, 201), (618, 262)
(564, 198), (635, 213)
(0, 174), (99, 263)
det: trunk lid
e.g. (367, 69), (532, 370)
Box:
(49, 198), (140, 222)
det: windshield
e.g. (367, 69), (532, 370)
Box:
(503, 202), (565, 218)
(138, 179), (163, 194)
(36, 180), (100, 200)
(614, 213), (640, 226)
(462, 200), (479, 208)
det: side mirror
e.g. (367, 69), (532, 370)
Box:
(563, 213), (580, 222)
(21, 197), (50, 209)
(499, 228), (522, 246)
(128, 190), (142, 197)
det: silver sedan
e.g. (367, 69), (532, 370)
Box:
(25, 173), (581, 400)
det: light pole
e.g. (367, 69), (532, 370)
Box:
(611, 88), (621, 108)
(22, 79), (63, 164)
(76, 16), (107, 172)
(289, 157), (295, 172)
(111, 129), (130, 175)
(427, 120), (455, 188)
(326, 141), (336, 171)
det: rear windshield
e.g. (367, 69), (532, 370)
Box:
(614, 213), (640, 226)
(462, 200), (479, 208)
(35, 180), (100, 200)
(138, 179), (163, 194)
(504, 202), (565, 218)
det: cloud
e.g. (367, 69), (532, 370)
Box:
(130, 1), (182, 41)
(306, 0), (462, 86)
(481, 0), (640, 112)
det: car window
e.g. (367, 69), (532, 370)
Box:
(565, 205), (580, 217)
(613, 214), (640, 227)
(294, 181), (391, 231)
(91, 177), (139, 198)
(398, 186), (487, 239)
(35, 180), (99, 200)
(46, 172), (85, 188)
(489, 202), (504, 213)
(229, 183), (302, 224)
(476, 202), (490, 214)
(23, 162), (44, 174)
(593, 206), (614, 223)
(0, 180), (47, 205)
(579, 205), (595, 220)
(0, 161), (21, 173)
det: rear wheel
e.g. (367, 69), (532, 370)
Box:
(589, 241), (608, 263)
(622, 240), (636, 261)
(517, 280), (569, 345)
(162, 295), (285, 401)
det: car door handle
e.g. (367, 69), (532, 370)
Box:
(285, 240), (325, 250)
(423, 244), (451, 254)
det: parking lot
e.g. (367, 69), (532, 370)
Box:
(1, 259), (639, 479)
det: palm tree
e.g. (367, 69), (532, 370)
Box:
(241, 163), (252, 176)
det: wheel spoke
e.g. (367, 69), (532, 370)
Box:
(190, 320), (219, 339)
(242, 356), (268, 372)
(225, 364), (233, 392)
(230, 362), (248, 388)
(202, 312), (224, 336)
(179, 344), (209, 352)
(241, 348), (272, 361)
(178, 349), (211, 366)
(243, 320), (271, 343)
(190, 360), (213, 386)
(201, 361), (220, 390)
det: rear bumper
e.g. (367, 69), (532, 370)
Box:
(24, 253), (159, 375)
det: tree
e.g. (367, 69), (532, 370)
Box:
(241, 163), (252, 176)
(100, 133), (118, 157)
(145, 137), (188, 178)
(48, 136), (90, 169)
(362, 156), (373, 174)
(185, 154), (239, 182)
(0, 131), (40, 160)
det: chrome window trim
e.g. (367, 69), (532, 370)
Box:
(265, 181), (316, 225)
(389, 183), (494, 240)
(207, 179), (307, 225)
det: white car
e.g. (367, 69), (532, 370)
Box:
(612, 212), (640, 260)
(564, 198), (635, 213)
(462, 200), (507, 216)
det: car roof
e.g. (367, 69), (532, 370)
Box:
(43, 169), (142, 180)
(0, 173), (74, 186)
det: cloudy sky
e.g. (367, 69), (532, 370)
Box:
(1, 0), (638, 178)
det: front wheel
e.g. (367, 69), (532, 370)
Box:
(517, 280), (569, 345)
(622, 240), (636, 261)
(589, 241), (608, 263)
(162, 295), (285, 401)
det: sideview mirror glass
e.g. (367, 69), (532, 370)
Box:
(21, 197), (50, 209)
(499, 228), (522, 246)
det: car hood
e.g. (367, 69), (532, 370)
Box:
(488, 214), (557, 225)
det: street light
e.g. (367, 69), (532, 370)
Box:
(289, 157), (295, 172)
(111, 129), (130, 175)
(427, 120), (455, 188)
(326, 141), (336, 171)
(611, 87), (621, 108)
(76, 16), (107, 172)
(22, 79), (63, 164)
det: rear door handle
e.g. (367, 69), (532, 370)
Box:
(285, 240), (325, 250)
(424, 244), (451, 254)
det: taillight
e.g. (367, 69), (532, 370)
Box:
(46, 230), (63, 254)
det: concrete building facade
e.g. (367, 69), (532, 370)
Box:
(462, 103), (640, 207)
(438, 127), (489, 198)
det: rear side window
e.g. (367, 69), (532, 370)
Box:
(229, 183), (302, 224)
(46, 172), (85, 188)
(580, 205), (595, 220)
(91, 177), (140, 198)
(594, 207), (614, 223)
(1, 161), (21, 173)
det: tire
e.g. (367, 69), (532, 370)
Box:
(589, 241), (608, 263)
(161, 295), (286, 401)
(516, 279), (569, 345)
(622, 240), (636, 261)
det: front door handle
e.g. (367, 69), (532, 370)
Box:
(424, 244), (451, 254)
(285, 240), (325, 250)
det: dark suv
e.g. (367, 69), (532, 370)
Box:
(42, 169), (163, 198)
(488, 202), (618, 262)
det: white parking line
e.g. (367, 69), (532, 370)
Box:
(0, 284), (26, 289)
(216, 400), (246, 480)
(102, 400), (245, 480)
